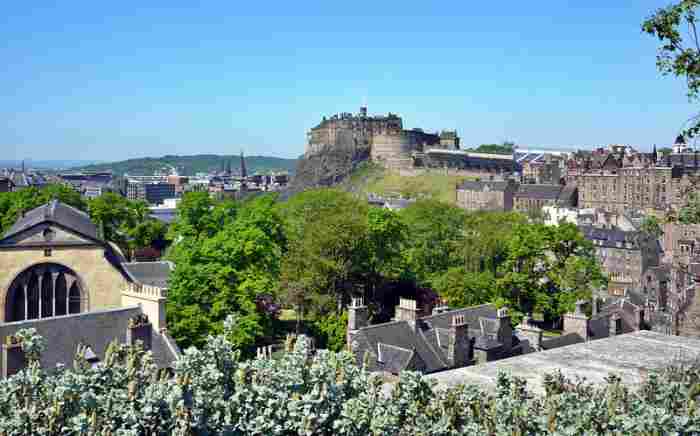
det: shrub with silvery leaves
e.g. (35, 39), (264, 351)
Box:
(0, 321), (699, 435)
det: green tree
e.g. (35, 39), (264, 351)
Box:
(400, 199), (467, 285)
(640, 215), (664, 238)
(679, 192), (700, 223)
(496, 222), (606, 322)
(0, 184), (86, 234)
(166, 194), (283, 351)
(432, 269), (496, 308)
(278, 189), (369, 318)
(643, 0), (700, 137)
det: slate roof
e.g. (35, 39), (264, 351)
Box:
(3, 200), (99, 241)
(351, 304), (517, 374)
(540, 332), (584, 350)
(122, 261), (173, 288)
(457, 180), (510, 192)
(0, 306), (180, 374)
(579, 226), (641, 249)
(514, 184), (563, 200)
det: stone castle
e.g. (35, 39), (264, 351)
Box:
(306, 106), (460, 170)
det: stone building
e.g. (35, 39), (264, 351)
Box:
(0, 200), (179, 378)
(455, 180), (517, 212)
(346, 298), (522, 375)
(580, 226), (661, 297)
(571, 147), (700, 214)
(513, 184), (577, 213)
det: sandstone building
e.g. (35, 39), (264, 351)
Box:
(580, 226), (661, 297)
(0, 200), (179, 377)
(455, 180), (517, 212)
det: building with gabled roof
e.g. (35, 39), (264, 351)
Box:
(347, 298), (522, 375)
(0, 200), (180, 378)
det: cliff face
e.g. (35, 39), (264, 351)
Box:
(289, 141), (370, 192)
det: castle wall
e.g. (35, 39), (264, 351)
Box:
(371, 132), (414, 170)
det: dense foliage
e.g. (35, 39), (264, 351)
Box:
(166, 192), (286, 351)
(2, 326), (700, 435)
(643, 0), (700, 137)
(0, 184), (86, 234)
(467, 141), (515, 155)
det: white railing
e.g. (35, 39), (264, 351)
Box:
(123, 283), (168, 299)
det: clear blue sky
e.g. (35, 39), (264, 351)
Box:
(1, 1), (696, 161)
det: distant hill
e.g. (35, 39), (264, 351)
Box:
(71, 154), (298, 176)
(0, 160), (102, 170)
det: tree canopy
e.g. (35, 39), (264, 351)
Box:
(643, 0), (700, 137)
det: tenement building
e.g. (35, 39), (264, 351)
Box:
(455, 180), (517, 212)
(580, 226), (661, 297)
(456, 180), (577, 213)
(0, 200), (179, 378)
(570, 144), (700, 214)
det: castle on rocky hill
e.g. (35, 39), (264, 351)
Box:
(306, 106), (461, 170)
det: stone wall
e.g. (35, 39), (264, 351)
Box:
(0, 246), (129, 322)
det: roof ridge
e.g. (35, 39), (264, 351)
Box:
(419, 303), (494, 321)
(357, 319), (408, 331)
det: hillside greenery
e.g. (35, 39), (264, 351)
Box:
(3, 326), (700, 435)
(343, 162), (475, 205)
(466, 141), (515, 155)
(72, 154), (297, 176)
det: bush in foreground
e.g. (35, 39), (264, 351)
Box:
(1, 322), (700, 435)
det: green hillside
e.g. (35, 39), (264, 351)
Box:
(343, 162), (477, 204)
(72, 154), (298, 176)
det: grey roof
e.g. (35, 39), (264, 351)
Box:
(427, 331), (700, 394)
(351, 304), (511, 374)
(0, 306), (180, 374)
(3, 200), (98, 241)
(377, 343), (415, 374)
(515, 184), (563, 200)
(540, 332), (584, 350)
(457, 180), (510, 192)
(579, 226), (642, 249)
(354, 320), (447, 373)
(122, 261), (173, 288)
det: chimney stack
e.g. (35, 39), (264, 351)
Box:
(127, 314), (152, 351)
(2, 335), (26, 379)
(395, 298), (420, 330)
(496, 307), (513, 355)
(563, 300), (590, 341)
(447, 314), (473, 368)
(347, 297), (369, 344)
(609, 312), (622, 336)
(516, 314), (542, 352)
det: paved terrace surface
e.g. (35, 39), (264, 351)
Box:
(427, 331), (700, 394)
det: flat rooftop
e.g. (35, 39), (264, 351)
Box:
(427, 331), (700, 393)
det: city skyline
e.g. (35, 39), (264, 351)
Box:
(2, 1), (697, 161)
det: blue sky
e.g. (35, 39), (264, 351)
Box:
(1, 1), (696, 161)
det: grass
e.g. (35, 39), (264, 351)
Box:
(345, 162), (477, 205)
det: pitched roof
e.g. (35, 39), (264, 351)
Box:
(514, 184), (563, 200)
(456, 180), (510, 192)
(3, 200), (98, 241)
(122, 261), (173, 288)
(579, 226), (642, 249)
(0, 306), (180, 373)
(351, 304), (507, 374)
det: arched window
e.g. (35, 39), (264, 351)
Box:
(4, 263), (85, 322)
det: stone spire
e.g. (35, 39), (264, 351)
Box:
(240, 150), (247, 178)
(652, 144), (658, 164)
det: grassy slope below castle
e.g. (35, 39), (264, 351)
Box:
(343, 162), (476, 204)
(72, 154), (298, 176)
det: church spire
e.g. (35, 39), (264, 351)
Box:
(240, 150), (247, 178)
(652, 144), (658, 164)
